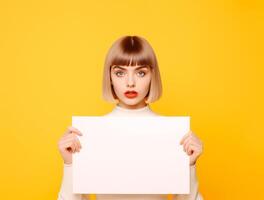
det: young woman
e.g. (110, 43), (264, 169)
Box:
(57, 36), (204, 200)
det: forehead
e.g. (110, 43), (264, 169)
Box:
(111, 65), (150, 70)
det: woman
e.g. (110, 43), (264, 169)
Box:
(57, 36), (204, 200)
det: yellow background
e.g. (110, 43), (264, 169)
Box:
(0, 0), (263, 199)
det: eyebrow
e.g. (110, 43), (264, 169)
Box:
(112, 65), (149, 71)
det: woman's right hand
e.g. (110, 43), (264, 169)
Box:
(57, 126), (83, 165)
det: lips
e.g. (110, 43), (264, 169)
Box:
(124, 90), (138, 98)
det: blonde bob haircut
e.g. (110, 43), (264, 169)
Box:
(102, 35), (162, 104)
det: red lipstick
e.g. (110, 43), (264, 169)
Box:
(124, 90), (138, 98)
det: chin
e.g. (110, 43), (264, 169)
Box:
(120, 97), (144, 106)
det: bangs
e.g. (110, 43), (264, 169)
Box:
(111, 55), (153, 69)
(109, 36), (154, 69)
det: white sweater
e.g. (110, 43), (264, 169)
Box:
(57, 105), (204, 200)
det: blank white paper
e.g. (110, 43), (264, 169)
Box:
(72, 116), (190, 194)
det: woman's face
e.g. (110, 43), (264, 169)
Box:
(110, 65), (152, 108)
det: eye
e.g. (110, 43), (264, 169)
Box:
(137, 71), (146, 77)
(114, 71), (125, 77)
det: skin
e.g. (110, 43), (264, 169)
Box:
(57, 65), (203, 166)
(110, 64), (152, 109)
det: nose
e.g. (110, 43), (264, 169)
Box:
(126, 73), (135, 88)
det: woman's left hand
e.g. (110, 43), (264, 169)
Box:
(179, 130), (203, 166)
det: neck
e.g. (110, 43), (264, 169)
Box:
(117, 100), (148, 110)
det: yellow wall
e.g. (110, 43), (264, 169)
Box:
(0, 1), (263, 199)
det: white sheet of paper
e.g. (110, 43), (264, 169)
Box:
(72, 116), (190, 194)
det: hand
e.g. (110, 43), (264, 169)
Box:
(179, 130), (203, 166)
(57, 126), (83, 165)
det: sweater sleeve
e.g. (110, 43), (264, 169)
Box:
(57, 163), (86, 200)
(173, 165), (204, 200)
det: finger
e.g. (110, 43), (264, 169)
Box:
(179, 131), (191, 145)
(187, 144), (200, 156)
(71, 140), (77, 153)
(60, 133), (75, 142)
(60, 134), (78, 144)
(75, 137), (82, 150)
(61, 135), (82, 153)
(185, 138), (202, 149)
(66, 126), (83, 136)
(183, 135), (201, 151)
(187, 144), (198, 155)
(72, 140), (78, 153)
(189, 132), (203, 146)
(183, 137), (194, 152)
(62, 133), (82, 145)
(73, 140), (78, 153)
(73, 137), (81, 152)
(188, 143), (202, 156)
(69, 126), (83, 135)
(63, 141), (76, 153)
(189, 133), (200, 143)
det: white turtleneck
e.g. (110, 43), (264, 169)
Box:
(57, 105), (203, 200)
(104, 104), (159, 116)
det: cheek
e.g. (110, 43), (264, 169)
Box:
(137, 77), (151, 93)
(111, 74), (120, 85)
(111, 76), (126, 92)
